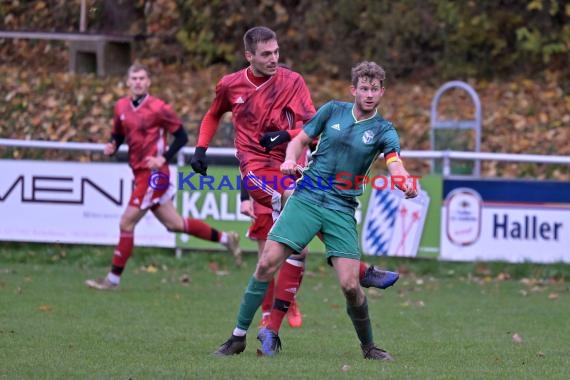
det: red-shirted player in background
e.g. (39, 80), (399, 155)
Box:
(85, 63), (242, 291)
(190, 27), (399, 355)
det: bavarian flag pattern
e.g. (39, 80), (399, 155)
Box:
(362, 184), (430, 257)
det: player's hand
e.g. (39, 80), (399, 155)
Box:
(144, 156), (166, 171)
(103, 141), (117, 156)
(397, 181), (418, 199)
(259, 131), (291, 151)
(240, 199), (256, 219)
(190, 147), (208, 175)
(280, 159), (297, 175)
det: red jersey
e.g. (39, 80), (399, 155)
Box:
(198, 67), (315, 171)
(112, 95), (181, 172)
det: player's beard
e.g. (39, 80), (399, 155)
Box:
(264, 64), (277, 75)
(252, 63), (276, 76)
(359, 99), (378, 114)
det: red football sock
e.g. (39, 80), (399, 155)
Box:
(111, 230), (134, 274)
(261, 278), (275, 314)
(359, 262), (368, 280)
(268, 258), (304, 333)
(183, 218), (219, 242)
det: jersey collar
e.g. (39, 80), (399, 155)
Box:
(352, 105), (378, 123)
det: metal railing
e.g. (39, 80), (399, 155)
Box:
(1, 138), (569, 176)
(0, 30), (133, 43)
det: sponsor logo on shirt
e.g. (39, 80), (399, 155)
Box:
(330, 123), (340, 130)
(235, 96), (245, 104)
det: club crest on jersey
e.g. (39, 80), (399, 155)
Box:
(362, 130), (375, 144)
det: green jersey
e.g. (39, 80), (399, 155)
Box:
(293, 100), (400, 213)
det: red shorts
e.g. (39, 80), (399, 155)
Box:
(247, 213), (273, 241)
(242, 167), (297, 212)
(129, 170), (174, 210)
(252, 199), (272, 215)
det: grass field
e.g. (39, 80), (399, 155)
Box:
(1, 243), (569, 379)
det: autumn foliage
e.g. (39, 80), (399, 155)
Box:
(0, 0), (569, 179)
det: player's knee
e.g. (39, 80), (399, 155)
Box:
(255, 256), (277, 281)
(119, 218), (135, 232)
(340, 279), (360, 303)
(163, 221), (180, 233)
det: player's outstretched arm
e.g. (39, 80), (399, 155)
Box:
(387, 160), (418, 199)
(281, 130), (312, 175)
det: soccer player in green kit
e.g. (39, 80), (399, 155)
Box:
(215, 61), (418, 360)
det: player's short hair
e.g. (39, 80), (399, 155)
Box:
(243, 26), (277, 54)
(127, 63), (151, 78)
(351, 61), (385, 88)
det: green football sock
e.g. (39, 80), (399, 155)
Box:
(236, 276), (269, 331)
(346, 297), (374, 346)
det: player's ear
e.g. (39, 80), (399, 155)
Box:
(350, 85), (357, 97)
(244, 50), (253, 63)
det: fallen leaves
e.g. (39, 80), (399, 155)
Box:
(207, 261), (230, 276)
(0, 62), (568, 180)
(179, 274), (191, 284)
(142, 264), (158, 273)
(496, 272), (511, 281)
(519, 277), (566, 300)
(511, 332), (523, 344)
(38, 304), (52, 313)
(400, 299), (426, 308)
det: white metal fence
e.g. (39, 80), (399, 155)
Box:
(2, 138), (569, 176)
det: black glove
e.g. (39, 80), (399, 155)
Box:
(259, 131), (291, 151)
(190, 147), (208, 175)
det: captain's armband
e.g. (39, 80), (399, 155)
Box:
(384, 151), (401, 165)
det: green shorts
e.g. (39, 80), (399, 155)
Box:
(268, 195), (360, 263)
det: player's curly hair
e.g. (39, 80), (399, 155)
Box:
(243, 26), (277, 53)
(351, 61), (385, 88)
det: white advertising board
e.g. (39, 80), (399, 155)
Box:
(440, 179), (570, 263)
(0, 160), (175, 247)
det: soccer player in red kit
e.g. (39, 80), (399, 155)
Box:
(191, 27), (311, 340)
(239, 186), (302, 329)
(85, 63), (242, 291)
(190, 27), (398, 355)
